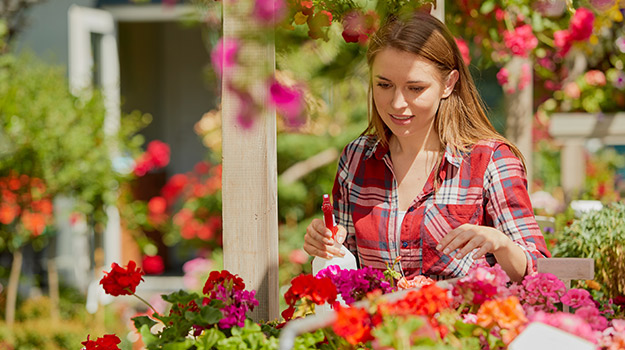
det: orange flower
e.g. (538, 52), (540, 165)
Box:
(333, 305), (375, 345)
(476, 296), (528, 344)
(0, 203), (19, 224)
(21, 211), (47, 236)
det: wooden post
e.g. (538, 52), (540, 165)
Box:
(221, 0), (279, 321)
(504, 56), (533, 191)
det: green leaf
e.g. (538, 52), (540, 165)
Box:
(132, 315), (157, 331)
(162, 290), (199, 305)
(196, 327), (226, 350)
(138, 324), (159, 348)
(162, 339), (195, 350)
(479, 1), (495, 14)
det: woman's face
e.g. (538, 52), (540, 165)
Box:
(371, 47), (455, 142)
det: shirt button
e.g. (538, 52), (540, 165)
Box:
(402, 241), (408, 248)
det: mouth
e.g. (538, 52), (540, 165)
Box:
(390, 114), (414, 120)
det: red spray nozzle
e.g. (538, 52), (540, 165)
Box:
(322, 194), (338, 239)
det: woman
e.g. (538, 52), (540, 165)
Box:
(303, 12), (550, 282)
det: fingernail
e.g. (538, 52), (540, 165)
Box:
(443, 248), (450, 254)
(324, 239), (333, 245)
(436, 245), (442, 250)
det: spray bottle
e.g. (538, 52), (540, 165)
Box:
(312, 194), (357, 315)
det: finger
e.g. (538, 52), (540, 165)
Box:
(335, 225), (347, 244)
(437, 225), (469, 253)
(312, 218), (332, 239)
(472, 245), (491, 259)
(455, 236), (484, 259)
(303, 242), (332, 259)
(306, 223), (333, 246)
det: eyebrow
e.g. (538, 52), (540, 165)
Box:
(375, 75), (426, 84)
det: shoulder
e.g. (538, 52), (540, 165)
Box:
(469, 140), (521, 163)
(341, 135), (378, 159)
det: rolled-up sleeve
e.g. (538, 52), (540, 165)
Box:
(483, 144), (551, 275)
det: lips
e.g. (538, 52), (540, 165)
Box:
(390, 114), (414, 120)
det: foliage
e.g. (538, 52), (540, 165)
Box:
(553, 202), (625, 299)
(0, 52), (148, 250)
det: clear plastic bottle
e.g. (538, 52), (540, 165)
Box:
(312, 194), (357, 316)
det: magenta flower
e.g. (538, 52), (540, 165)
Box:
(253, 0), (287, 26)
(228, 85), (259, 129)
(211, 38), (239, 78)
(569, 7), (595, 41)
(519, 273), (566, 312)
(503, 24), (537, 58)
(455, 37), (471, 65)
(554, 29), (572, 57)
(452, 263), (511, 306)
(530, 311), (596, 343)
(575, 305), (608, 331)
(269, 80), (306, 127)
(561, 288), (594, 309)
(496, 67), (509, 86)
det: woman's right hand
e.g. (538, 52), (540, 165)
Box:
(304, 218), (347, 259)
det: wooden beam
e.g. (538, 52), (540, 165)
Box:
(504, 56), (533, 192)
(221, 0), (279, 321)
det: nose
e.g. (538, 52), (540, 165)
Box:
(391, 88), (408, 109)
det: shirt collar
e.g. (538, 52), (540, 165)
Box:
(366, 138), (464, 169)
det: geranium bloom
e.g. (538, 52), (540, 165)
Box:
(518, 272), (566, 312)
(203, 270), (245, 295)
(397, 275), (434, 290)
(554, 29), (573, 56)
(100, 261), (144, 296)
(81, 334), (121, 350)
(316, 266), (391, 304)
(561, 288), (594, 309)
(569, 7), (595, 41)
(211, 38), (239, 78)
(503, 24), (538, 58)
(333, 305), (376, 345)
(452, 263), (510, 306)
(269, 80), (305, 127)
(584, 70), (607, 86)
(142, 255), (165, 275)
(146, 140), (170, 168)
(454, 37), (471, 65)
(253, 0), (286, 26)
(477, 296), (528, 344)
(575, 305), (608, 331)
(282, 274), (337, 320)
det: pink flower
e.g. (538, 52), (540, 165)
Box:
(161, 174), (188, 205)
(269, 80), (305, 127)
(455, 37), (471, 65)
(575, 305), (608, 331)
(503, 24), (537, 58)
(496, 67), (509, 86)
(397, 275), (435, 290)
(211, 38), (239, 78)
(148, 196), (167, 216)
(569, 8), (595, 41)
(519, 273), (566, 312)
(561, 288), (594, 309)
(530, 311), (596, 342)
(228, 85), (259, 129)
(452, 263), (511, 306)
(288, 249), (309, 265)
(554, 29), (572, 57)
(182, 257), (213, 290)
(341, 10), (378, 45)
(563, 81), (581, 99)
(462, 313), (478, 324)
(253, 0), (287, 26)
(584, 70), (606, 86)
(518, 63), (532, 91)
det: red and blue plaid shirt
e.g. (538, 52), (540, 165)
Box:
(332, 135), (551, 280)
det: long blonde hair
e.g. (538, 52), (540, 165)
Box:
(363, 12), (525, 167)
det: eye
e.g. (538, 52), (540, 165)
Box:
(408, 86), (424, 92)
(376, 82), (392, 89)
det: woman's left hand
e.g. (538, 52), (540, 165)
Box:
(436, 224), (511, 259)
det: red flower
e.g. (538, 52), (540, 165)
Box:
(503, 24), (537, 58)
(0, 203), (19, 224)
(455, 37), (471, 65)
(332, 305), (375, 345)
(569, 7), (594, 41)
(100, 261), (144, 296)
(81, 334), (121, 350)
(161, 174), (189, 205)
(142, 255), (165, 275)
(203, 270), (245, 295)
(148, 196), (167, 215)
(21, 211), (47, 237)
(146, 140), (171, 168)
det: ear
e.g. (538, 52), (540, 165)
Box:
(442, 70), (459, 98)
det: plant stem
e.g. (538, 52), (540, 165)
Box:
(133, 292), (160, 316)
(6, 246), (23, 328)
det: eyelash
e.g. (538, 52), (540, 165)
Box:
(376, 82), (423, 92)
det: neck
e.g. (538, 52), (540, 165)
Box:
(389, 122), (441, 157)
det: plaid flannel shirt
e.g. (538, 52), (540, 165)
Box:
(332, 135), (551, 280)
